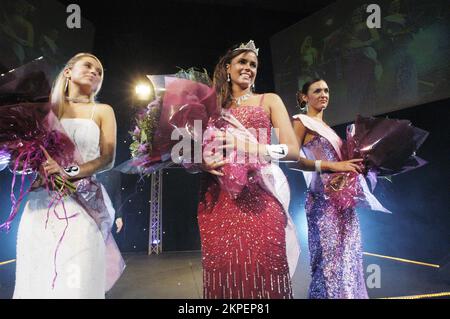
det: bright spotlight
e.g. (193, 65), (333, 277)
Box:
(135, 83), (152, 101)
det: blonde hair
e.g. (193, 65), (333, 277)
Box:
(51, 53), (104, 119)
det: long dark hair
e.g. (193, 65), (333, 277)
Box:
(296, 78), (324, 113)
(213, 45), (258, 109)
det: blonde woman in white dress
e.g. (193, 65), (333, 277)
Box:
(13, 53), (125, 299)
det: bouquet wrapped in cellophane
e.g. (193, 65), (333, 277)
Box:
(322, 115), (428, 211)
(0, 58), (79, 231)
(116, 68), (219, 175)
(117, 68), (280, 199)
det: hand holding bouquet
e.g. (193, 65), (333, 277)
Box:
(322, 115), (428, 211)
(0, 58), (80, 231)
(119, 68), (270, 199)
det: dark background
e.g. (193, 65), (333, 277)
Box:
(271, 0), (450, 125)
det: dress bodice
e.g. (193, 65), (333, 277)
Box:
(229, 105), (272, 142)
(60, 118), (100, 163)
(293, 114), (344, 194)
(302, 135), (341, 162)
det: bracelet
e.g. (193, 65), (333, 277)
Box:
(63, 165), (80, 177)
(314, 160), (322, 173)
(265, 144), (288, 160)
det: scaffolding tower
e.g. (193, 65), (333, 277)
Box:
(148, 170), (163, 254)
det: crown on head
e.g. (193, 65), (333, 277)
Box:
(233, 40), (259, 56)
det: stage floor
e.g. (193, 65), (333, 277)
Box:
(1, 251), (448, 299)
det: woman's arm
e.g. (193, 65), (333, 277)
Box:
(212, 93), (300, 165)
(291, 118), (363, 173)
(265, 93), (300, 161)
(291, 118), (318, 171)
(74, 103), (117, 178)
(43, 104), (117, 179)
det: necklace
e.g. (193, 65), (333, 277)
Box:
(66, 96), (91, 104)
(231, 92), (252, 106)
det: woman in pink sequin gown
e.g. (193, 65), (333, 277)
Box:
(197, 41), (301, 299)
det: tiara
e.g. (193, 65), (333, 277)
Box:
(233, 40), (259, 56)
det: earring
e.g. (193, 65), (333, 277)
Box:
(64, 78), (69, 92)
(227, 73), (231, 82)
(298, 101), (308, 113)
(251, 83), (255, 91)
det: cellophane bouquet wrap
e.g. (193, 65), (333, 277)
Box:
(117, 68), (218, 174)
(119, 68), (274, 198)
(0, 58), (79, 231)
(322, 115), (428, 211)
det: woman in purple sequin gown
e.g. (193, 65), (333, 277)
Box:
(292, 79), (369, 299)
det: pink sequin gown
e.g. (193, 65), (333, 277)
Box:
(198, 101), (293, 299)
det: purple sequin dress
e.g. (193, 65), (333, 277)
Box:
(302, 134), (368, 299)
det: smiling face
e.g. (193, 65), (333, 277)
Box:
(302, 80), (329, 112)
(226, 51), (258, 90)
(64, 56), (103, 94)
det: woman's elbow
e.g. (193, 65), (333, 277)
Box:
(287, 144), (300, 161)
(106, 161), (114, 171)
(103, 154), (115, 170)
(286, 153), (300, 162)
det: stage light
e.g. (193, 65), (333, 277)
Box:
(135, 83), (151, 101)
